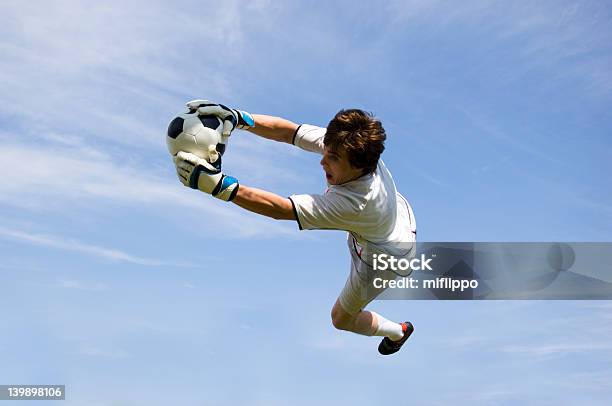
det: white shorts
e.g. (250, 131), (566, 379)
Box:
(337, 234), (415, 315)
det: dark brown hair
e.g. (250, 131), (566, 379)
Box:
(324, 109), (386, 174)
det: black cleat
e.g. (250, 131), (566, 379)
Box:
(378, 321), (414, 355)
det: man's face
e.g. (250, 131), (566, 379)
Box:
(320, 146), (365, 185)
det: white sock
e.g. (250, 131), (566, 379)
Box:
(371, 312), (404, 341)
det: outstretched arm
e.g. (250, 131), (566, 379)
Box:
(246, 114), (299, 145)
(186, 100), (299, 145)
(232, 185), (295, 220)
(174, 152), (296, 221)
(234, 114), (301, 219)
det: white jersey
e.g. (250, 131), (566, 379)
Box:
(289, 124), (416, 258)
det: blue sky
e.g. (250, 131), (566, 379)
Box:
(1, 1), (611, 405)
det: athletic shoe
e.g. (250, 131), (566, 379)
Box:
(378, 321), (414, 355)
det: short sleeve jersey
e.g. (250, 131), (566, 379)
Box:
(288, 124), (416, 252)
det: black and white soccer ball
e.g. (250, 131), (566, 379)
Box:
(166, 112), (226, 165)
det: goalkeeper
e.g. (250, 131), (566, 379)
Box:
(173, 101), (417, 355)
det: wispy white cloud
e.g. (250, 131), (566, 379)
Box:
(437, 388), (516, 405)
(0, 138), (295, 238)
(305, 332), (348, 351)
(0, 0), (306, 242)
(471, 156), (512, 175)
(411, 167), (449, 187)
(71, 345), (130, 359)
(502, 342), (612, 357)
(384, 1), (612, 97)
(0, 0), (276, 150)
(572, 196), (612, 218)
(577, 302), (612, 310)
(0, 1), (253, 76)
(563, 371), (612, 390)
(0, 225), (185, 266)
(55, 279), (109, 291)
(445, 334), (489, 348)
(460, 107), (563, 165)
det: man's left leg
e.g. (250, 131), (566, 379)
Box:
(331, 298), (405, 341)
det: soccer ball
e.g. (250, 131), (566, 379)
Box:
(166, 112), (225, 165)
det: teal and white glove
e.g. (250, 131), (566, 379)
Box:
(185, 99), (255, 137)
(174, 151), (239, 201)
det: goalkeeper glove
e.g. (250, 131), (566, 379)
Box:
(174, 151), (239, 202)
(185, 99), (255, 137)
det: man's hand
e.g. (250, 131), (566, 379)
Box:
(174, 151), (239, 201)
(185, 100), (255, 138)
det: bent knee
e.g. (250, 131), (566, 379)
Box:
(331, 302), (355, 331)
(331, 314), (352, 331)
